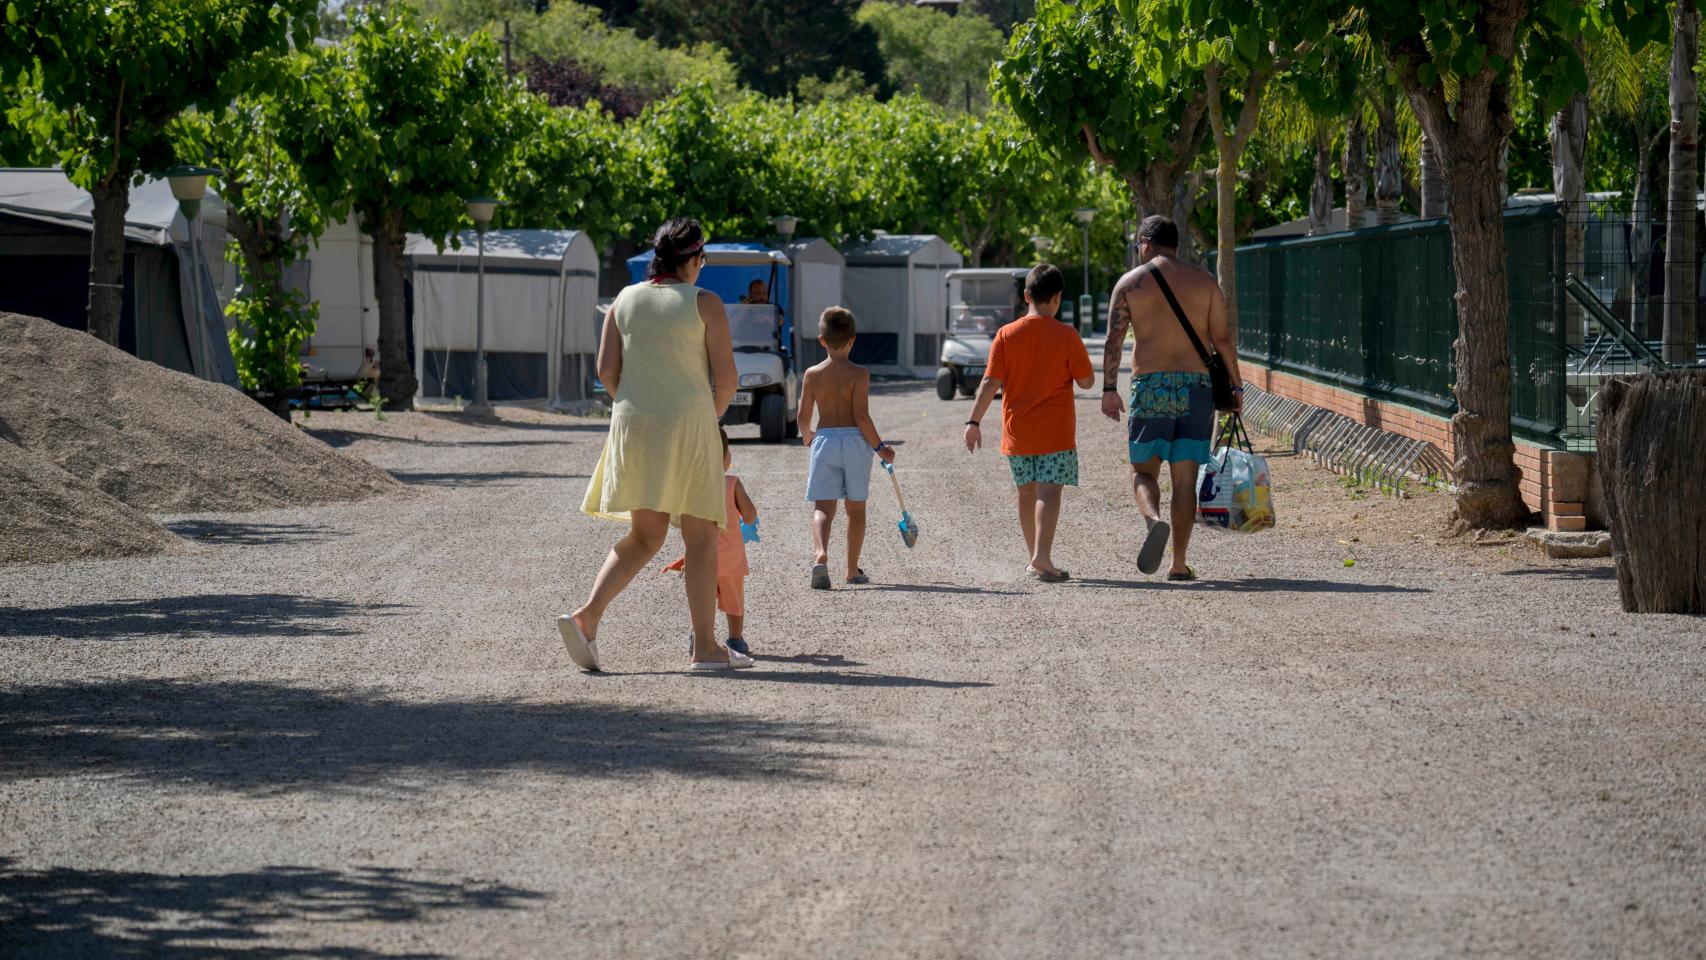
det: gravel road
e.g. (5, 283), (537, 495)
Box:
(3, 379), (1703, 959)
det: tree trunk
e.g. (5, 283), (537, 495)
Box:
(1398, 15), (1530, 529)
(1633, 131), (1668, 340)
(1666, 0), (1700, 364)
(368, 206), (416, 410)
(1170, 171), (1203, 264)
(86, 176), (130, 346)
(1374, 89), (1402, 225)
(1309, 126), (1333, 235)
(1596, 370), (1706, 613)
(1420, 134), (1447, 218)
(1552, 84), (1588, 347)
(1205, 63), (1269, 342)
(1344, 112), (1369, 229)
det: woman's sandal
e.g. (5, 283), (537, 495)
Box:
(557, 613), (601, 672)
(688, 641), (755, 671)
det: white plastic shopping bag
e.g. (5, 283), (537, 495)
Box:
(1196, 417), (1275, 533)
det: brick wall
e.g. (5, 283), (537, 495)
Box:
(1242, 361), (1595, 531)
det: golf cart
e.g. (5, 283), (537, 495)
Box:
(937, 267), (1030, 400)
(624, 244), (801, 442)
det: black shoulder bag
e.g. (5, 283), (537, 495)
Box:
(1147, 265), (1238, 412)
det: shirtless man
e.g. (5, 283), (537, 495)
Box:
(1100, 216), (1244, 580)
(798, 307), (896, 590)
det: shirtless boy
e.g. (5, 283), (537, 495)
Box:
(1100, 216), (1244, 580)
(798, 307), (896, 590)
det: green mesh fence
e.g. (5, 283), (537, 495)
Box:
(1214, 204), (1567, 447)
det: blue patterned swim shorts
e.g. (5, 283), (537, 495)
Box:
(1007, 449), (1079, 487)
(1128, 371), (1215, 465)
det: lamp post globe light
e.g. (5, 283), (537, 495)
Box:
(1031, 235), (1055, 257)
(465, 197), (499, 417)
(770, 214), (798, 242)
(165, 165), (221, 384)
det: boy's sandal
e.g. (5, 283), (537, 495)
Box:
(726, 636), (751, 657)
(1165, 567), (1198, 582)
(810, 564), (831, 590)
(846, 568), (870, 585)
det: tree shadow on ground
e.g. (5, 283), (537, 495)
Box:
(387, 470), (588, 488)
(0, 679), (866, 792)
(163, 520), (347, 547)
(0, 857), (542, 959)
(307, 428), (564, 451)
(1500, 566), (1617, 581)
(417, 413), (609, 434)
(752, 653), (867, 668)
(1068, 577), (1431, 594)
(0, 594), (408, 640)
(851, 583), (1022, 596)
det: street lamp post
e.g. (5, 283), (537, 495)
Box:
(1074, 206), (1097, 335)
(1030, 235), (1055, 259)
(465, 197), (499, 416)
(165, 165), (221, 384)
(769, 214), (799, 244)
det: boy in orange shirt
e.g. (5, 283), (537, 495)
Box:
(963, 264), (1095, 582)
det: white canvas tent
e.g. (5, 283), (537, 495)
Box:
(786, 237), (846, 369)
(840, 234), (963, 375)
(406, 229), (600, 406)
(0, 168), (238, 386)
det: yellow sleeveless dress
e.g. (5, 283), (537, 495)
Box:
(582, 281), (728, 529)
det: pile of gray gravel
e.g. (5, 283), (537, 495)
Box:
(0, 427), (189, 564)
(0, 312), (402, 514)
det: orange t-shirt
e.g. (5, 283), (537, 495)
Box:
(985, 315), (1094, 456)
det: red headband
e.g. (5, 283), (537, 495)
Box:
(676, 239), (705, 258)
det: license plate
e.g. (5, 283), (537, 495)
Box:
(731, 391), (753, 406)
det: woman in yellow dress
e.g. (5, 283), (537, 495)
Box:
(560, 218), (749, 672)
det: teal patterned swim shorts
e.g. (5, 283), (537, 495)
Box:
(1007, 449), (1079, 487)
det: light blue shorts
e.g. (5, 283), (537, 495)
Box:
(806, 427), (874, 502)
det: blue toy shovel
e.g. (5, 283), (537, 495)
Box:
(881, 460), (919, 548)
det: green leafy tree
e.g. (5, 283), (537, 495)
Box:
(1349, 0), (1663, 528)
(642, 0), (884, 98)
(993, 0), (1211, 261)
(175, 85), (328, 396)
(499, 94), (642, 239)
(857, 2), (1006, 112)
(1122, 0), (1338, 336)
(277, 5), (525, 408)
(0, 0), (317, 346)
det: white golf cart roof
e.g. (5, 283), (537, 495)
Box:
(946, 267), (1030, 280)
(705, 248), (791, 267)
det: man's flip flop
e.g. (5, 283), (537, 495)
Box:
(1166, 567), (1198, 582)
(811, 564), (831, 590)
(557, 614), (601, 672)
(1137, 521), (1170, 575)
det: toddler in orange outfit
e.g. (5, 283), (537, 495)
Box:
(664, 428), (760, 655)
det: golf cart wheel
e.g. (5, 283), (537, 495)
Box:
(935, 367), (957, 401)
(759, 393), (786, 443)
(957, 374), (977, 398)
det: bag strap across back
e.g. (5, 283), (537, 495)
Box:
(1145, 263), (1215, 368)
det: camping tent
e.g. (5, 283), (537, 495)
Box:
(406, 229), (600, 406)
(840, 234), (963, 375)
(0, 168), (238, 386)
(785, 237), (846, 369)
